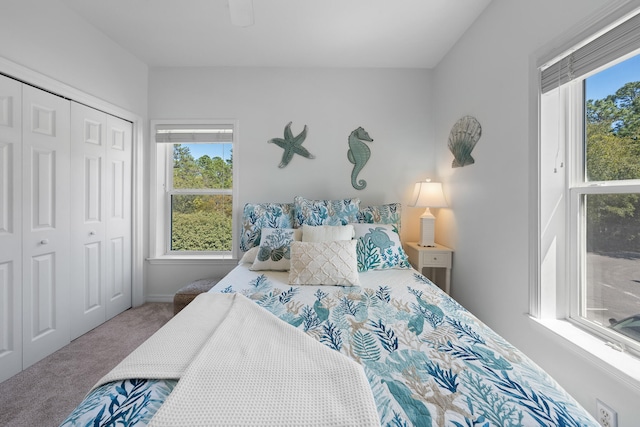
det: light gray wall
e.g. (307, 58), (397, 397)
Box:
(432, 0), (640, 423)
(0, 0), (148, 117)
(146, 66), (435, 299)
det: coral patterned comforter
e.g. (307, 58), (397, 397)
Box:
(60, 264), (599, 427)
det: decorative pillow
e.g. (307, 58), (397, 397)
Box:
(289, 240), (360, 286)
(301, 224), (355, 242)
(240, 202), (294, 251)
(352, 223), (411, 272)
(293, 196), (360, 228)
(358, 203), (402, 234)
(250, 228), (302, 271)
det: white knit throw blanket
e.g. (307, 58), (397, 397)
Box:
(95, 293), (380, 427)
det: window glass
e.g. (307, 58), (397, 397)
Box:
(584, 193), (640, 326)
(585, 55), (640, 182)
(580, 53), (640, 346)
(173, 143), (233, 190)
(170, 142), (233, 252)
(171, 194), (232, 251)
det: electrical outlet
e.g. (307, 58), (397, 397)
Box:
(596, 399), (617, 427)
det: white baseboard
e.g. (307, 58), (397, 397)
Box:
(145, 294), (175, 303)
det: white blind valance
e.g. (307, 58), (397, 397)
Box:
(155, 124), (233, 143)
(541, 10), (640, 94)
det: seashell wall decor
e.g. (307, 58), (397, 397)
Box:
(448, 115), (481, 168)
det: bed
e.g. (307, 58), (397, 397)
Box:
(60, 198), (599, 427)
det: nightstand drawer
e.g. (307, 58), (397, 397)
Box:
(421, 251), (451, 267)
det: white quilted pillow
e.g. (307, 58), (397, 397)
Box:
(301, 224), (355, 242)
(289, 240), (360, 286)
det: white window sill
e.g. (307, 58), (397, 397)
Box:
(146, 255), (238, 265)
(529, 316), (640, 392)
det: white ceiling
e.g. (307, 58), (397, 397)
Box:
(59, 0), (492, 69)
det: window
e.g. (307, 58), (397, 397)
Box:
(151, 120), (237, 259)
(574, 55), (640, 351)
(537, 11), (640, 356)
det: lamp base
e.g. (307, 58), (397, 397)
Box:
(418, 208), (436, 247)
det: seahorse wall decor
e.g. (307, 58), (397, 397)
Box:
(347, 126), (373, 190)
(448, 115), (481, 168)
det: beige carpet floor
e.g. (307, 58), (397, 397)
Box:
(0, 302), (173, 427)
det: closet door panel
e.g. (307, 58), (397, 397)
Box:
(105, 115), (132, 319)
(22, 85), (70, 369)
(0, 75), (22, 383)
(70, 103), (107, 339)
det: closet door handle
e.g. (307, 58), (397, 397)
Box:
(40, 239), (49, 245)
(89, 231), (96, 236)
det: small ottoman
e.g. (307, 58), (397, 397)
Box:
(173, 278), (221, 315)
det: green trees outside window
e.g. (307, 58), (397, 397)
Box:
(171, 143), (233, 251)
(585, 79), (640, 254)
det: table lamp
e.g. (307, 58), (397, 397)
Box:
(409, 179), (447, 247)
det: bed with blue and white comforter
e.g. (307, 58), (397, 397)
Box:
(60, 263), (598, 427)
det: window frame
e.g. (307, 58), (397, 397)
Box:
(532, 3), (640, 384)
(149, 119), (239, 262)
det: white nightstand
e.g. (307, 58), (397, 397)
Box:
(403, 242), (453, 294)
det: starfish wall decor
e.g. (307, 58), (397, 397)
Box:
(268, 122), (315, 168)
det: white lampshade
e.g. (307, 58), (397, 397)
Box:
(409, 180), (447, 247)
(409, 180), (448, 208)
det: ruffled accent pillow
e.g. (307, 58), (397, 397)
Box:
(293, 196), (360, 228)
(353, 223), (411, 272)
(301, 224), (354, 242)
(250, 228), (302, 271)
(289, 240), (360, 286)
(240, 203), (294, 252)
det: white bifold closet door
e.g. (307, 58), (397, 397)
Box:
(21, 84), (71, 369)
(0, 75), (133, 383)
(70, 103), (132, 340)
(0, 75), (23, 380)
(104, 112), (132, 320)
